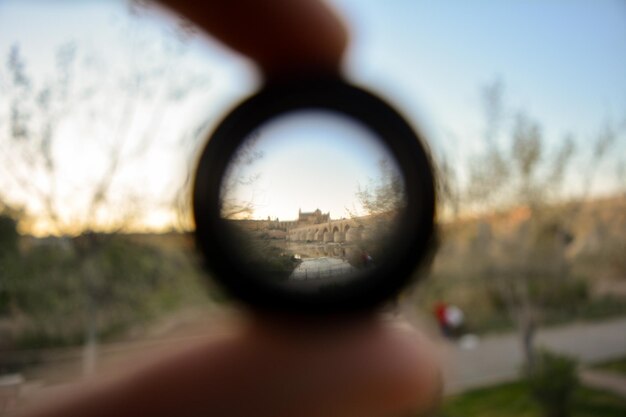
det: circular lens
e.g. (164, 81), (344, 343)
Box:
(219, 110), (407, 294)
(193, 78), (435, 314)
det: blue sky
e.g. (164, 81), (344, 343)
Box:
(1, 0), (624, 232)
(333, 0), (626, 188)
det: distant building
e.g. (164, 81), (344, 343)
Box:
(234, 208), (332, 234)
(297, 208), (330, 225)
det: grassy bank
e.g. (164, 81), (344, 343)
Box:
(441, 381), (626, 417)
(595, 357), (626, 376)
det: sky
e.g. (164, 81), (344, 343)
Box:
(0, 0), (624, 234)
(332, 0), (626, 192)
(222, 110), (400, 220)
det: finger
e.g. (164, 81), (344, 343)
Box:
(243, 315), (443, 417)
(156, 0), (349, 79)
(125, 315), (441, 417)
(17, 316), (441, 417)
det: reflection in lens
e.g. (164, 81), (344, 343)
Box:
(220, 111), (406, 292)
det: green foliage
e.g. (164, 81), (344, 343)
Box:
(12, 245), (79, 329)
(443, 380), (540, 417)
(533, 277), (588, 310)
(1, 231), (209, 350)
(0, 213), (24, 316)
(227, 224), (300, 281)
(0, 215), (19, 253)
(594, 356), (626, 376)
(244, 240), (300, 281)
(526, 349), (579, 417)
(482, 275), (590, 319)
(441, 381), (626, 417)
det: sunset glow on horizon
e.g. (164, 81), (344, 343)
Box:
(220, 110), (402, 222)
(1, 0), (624, 236)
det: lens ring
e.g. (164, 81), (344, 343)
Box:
(193, 77), (435, 314)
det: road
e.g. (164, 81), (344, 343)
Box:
(3, 313), (625, 405)
(441, 317), (626, 394)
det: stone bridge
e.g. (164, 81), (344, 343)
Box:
(286, 219), (364, 243)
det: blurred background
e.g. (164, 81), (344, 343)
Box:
(1, 0), (625, 415)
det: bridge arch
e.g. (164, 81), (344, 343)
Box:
(346, 225), (362, 242)
(332, 225), (345, 243)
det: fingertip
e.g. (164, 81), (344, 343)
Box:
(368, 323), (443, 415)
(258, 0), (350, 80)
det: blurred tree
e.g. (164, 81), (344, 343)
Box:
(526, 349), (579, 417)
(219, 130), (264, 220)
(465, 81), (621, 372)
(0, 20), (209, 373)
(435, 155), (462, 220)
(0, 209), (20, 318)
(352, 159), (410, 263)
(356, 159), (405, 218)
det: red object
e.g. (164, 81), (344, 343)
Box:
(434, 302), (447, 326)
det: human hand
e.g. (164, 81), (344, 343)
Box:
(157, 0), (349, 78)
(18, 315), (441, 417)
(17, 2), (442, 416)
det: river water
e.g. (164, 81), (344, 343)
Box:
(289, 257), (356, 280)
